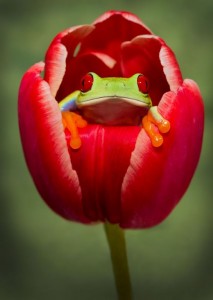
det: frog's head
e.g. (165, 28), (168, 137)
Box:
(76, 72), (152, 125)
(76, 72), (152, 108)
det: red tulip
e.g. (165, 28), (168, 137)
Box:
(18, 10), (204, 228)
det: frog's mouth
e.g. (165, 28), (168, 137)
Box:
(77, 96), (151, 126)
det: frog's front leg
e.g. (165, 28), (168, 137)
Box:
(142, 106), (170, 147)
(62, 111), (87, 149)
(59, 90), (87, 149)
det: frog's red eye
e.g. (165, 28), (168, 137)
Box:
(81, 73), (94, 92)
(137, 74), (149, 94)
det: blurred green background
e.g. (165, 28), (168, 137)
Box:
(0, 0), (213, 299)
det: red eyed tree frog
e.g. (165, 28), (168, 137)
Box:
(59, 72), (170, 149)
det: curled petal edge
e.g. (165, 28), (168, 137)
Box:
(44, 43), (67, 98)
(44, 25), (95, 97)
(159, 44), (183, 92)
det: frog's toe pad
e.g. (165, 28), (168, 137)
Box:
(158, 119), (170, 133)
(70, 137), (82, 149)
(151, 133), (163, 147)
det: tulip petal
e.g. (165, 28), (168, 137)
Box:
(121, 80), (204, 228)
(19, 62), (90, 223)
(68, 125), (140, 223)
(78, 11), (152, 62)
(44, 25), (94, 97)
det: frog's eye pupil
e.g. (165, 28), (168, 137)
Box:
(81, 73), (94, 92)
(137, 74), (149, 94)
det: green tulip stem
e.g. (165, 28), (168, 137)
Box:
(104, 222), (133, 300)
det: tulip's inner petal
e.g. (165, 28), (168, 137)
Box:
(19, 62), (90, 223)
(44, 25), (94, 97)
(121, 35), (170, 106)
(159, 45), (183, 92)
(88, 52), (117, 69)
(78, 11), (152, 64)
(56, 52), (120, 101)
(61, 25), (95, 57)
(68, 125), (140, 223)
(93, 10), (152, 33)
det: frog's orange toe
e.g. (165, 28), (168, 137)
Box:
(158, 120), (170, 133)
(70, 137), (82, 150)
(151, 134), (163, 147)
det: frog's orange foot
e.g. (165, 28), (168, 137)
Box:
(142, 106), (170, 147)
(61, 111), (87, 149)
